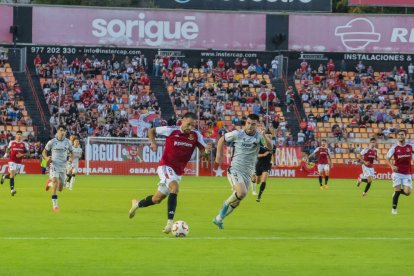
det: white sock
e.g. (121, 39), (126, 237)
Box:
(252, 183), (257, 193)
(52, 199), (58, 208)
(69, 176), (75, 189)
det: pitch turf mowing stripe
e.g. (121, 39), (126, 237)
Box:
(1, 236), (414, 240)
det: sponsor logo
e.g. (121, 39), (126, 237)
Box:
(269, 169), (296, 177)
(92, 13), (199, 47)
(174, 141), (193, 147)
(375, 172), (393, 180)
(175, 0), (190, 3)
(88, 144), (123, 161)
(129, 167), (157, 174)
(79, 167), (113, 174)
(335, 18), (381, 51)
(0, 164), (26, 174)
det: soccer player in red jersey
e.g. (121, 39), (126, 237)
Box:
(1, 131), (29, 196)
(307, 139), (332, 190)
(128, 112), (211, 233)
(356, 137), (378, 196)
(386, 130), (413, 215)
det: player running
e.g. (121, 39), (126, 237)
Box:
(307, 139), (332, 190)
(213, 114), (272, 229)
(386, 130), (413, 215)
(356, 137), (378, 196)
(253, 131), (274, 202)
(128, 112), (210, 234)
(1, 131), (29, 196)
(42, 125), (73, 212)
(65, 137), (82, 190)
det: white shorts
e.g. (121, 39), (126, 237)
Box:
(67, 162), (79, 174)
(362, 165), (375, 179)
(157, 166), (182, 195)
(392, 173), (412, 188)
(8, 162), (24, 173)
(49, 164), (66, 184)
(317, 164), (330, 174)
(227, 167), (251, 191)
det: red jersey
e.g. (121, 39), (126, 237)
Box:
(8, 140), (28, 164)
(387, 143), (413, 175)
(314, 147), (330, 165)
(156, 126), (206, 175)
(360, 147), (377, 168)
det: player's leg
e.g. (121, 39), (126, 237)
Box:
(257, 171), (268, 202)
(51, 175), (59, 212)
(399, 179), (412, 197)
(69, 167), (77, 190)
(213, 170), (248, 229)
(317, 165), (323, 189)
(65, 164), (72, 188)
(324, 165), (330, 189)
(362, 176), (373, 196)
(391, 176), (404, 214)
(129, 166), (172, 223)
(362, 167), (374, 196)
(163, 180), (180, 233)
(9, 167), (17, 196)
(1, 163), (13, 184)
(251, 174), (257, 195)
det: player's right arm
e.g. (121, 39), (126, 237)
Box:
(216, 130), (238, 164)
(42, 140), (52, 161)
(148, 127), (158, 152)
(215, 136), (225, 165)
(149, 126), (176, 152)
(307, 147), (319, 160)
(3, 141), (12, 158)
(358, 148), (368, 166)
(386, 145), (397, 172)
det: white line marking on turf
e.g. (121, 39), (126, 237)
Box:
(1, 237), (414, 241)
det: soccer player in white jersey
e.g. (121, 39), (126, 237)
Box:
(42, 125), (73, 212)
(213, 114), (272, 229)
(65, 134), (77, 188)
(65, 137), (82, 190)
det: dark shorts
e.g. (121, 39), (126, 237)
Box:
(256, 162), (272, 176)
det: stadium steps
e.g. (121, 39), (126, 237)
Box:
(288, 79), (307, 120)
(14, 72), (51, 142)
(151, 77), (176, 120)
(273, 79), (301, 141)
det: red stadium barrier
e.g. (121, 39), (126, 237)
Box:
(2, 160), (408, 181)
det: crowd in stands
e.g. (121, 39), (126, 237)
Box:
(295, 57), (414, 164)
(160, 54), (296, 146)
(0, 48), (39, 157)
(36, 53), (159, 140)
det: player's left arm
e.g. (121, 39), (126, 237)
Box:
(196, 131), (210, 158)
(328, 150), (333, 168)
(3, 141), (11, 158)
(67, 142), (74, 163)
(261, 131), (273, 150)
(20, 142), (30, 158)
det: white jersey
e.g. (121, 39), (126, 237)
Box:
(45, 137), (73, 170)
(225, 130), (262, 176)
(71, 146), (83, 167)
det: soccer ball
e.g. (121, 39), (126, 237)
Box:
(171, 220), (189, 237)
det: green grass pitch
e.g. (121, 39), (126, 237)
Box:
(1, 175), (414, 275)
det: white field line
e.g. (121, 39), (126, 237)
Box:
(1, 236), (413, 241)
